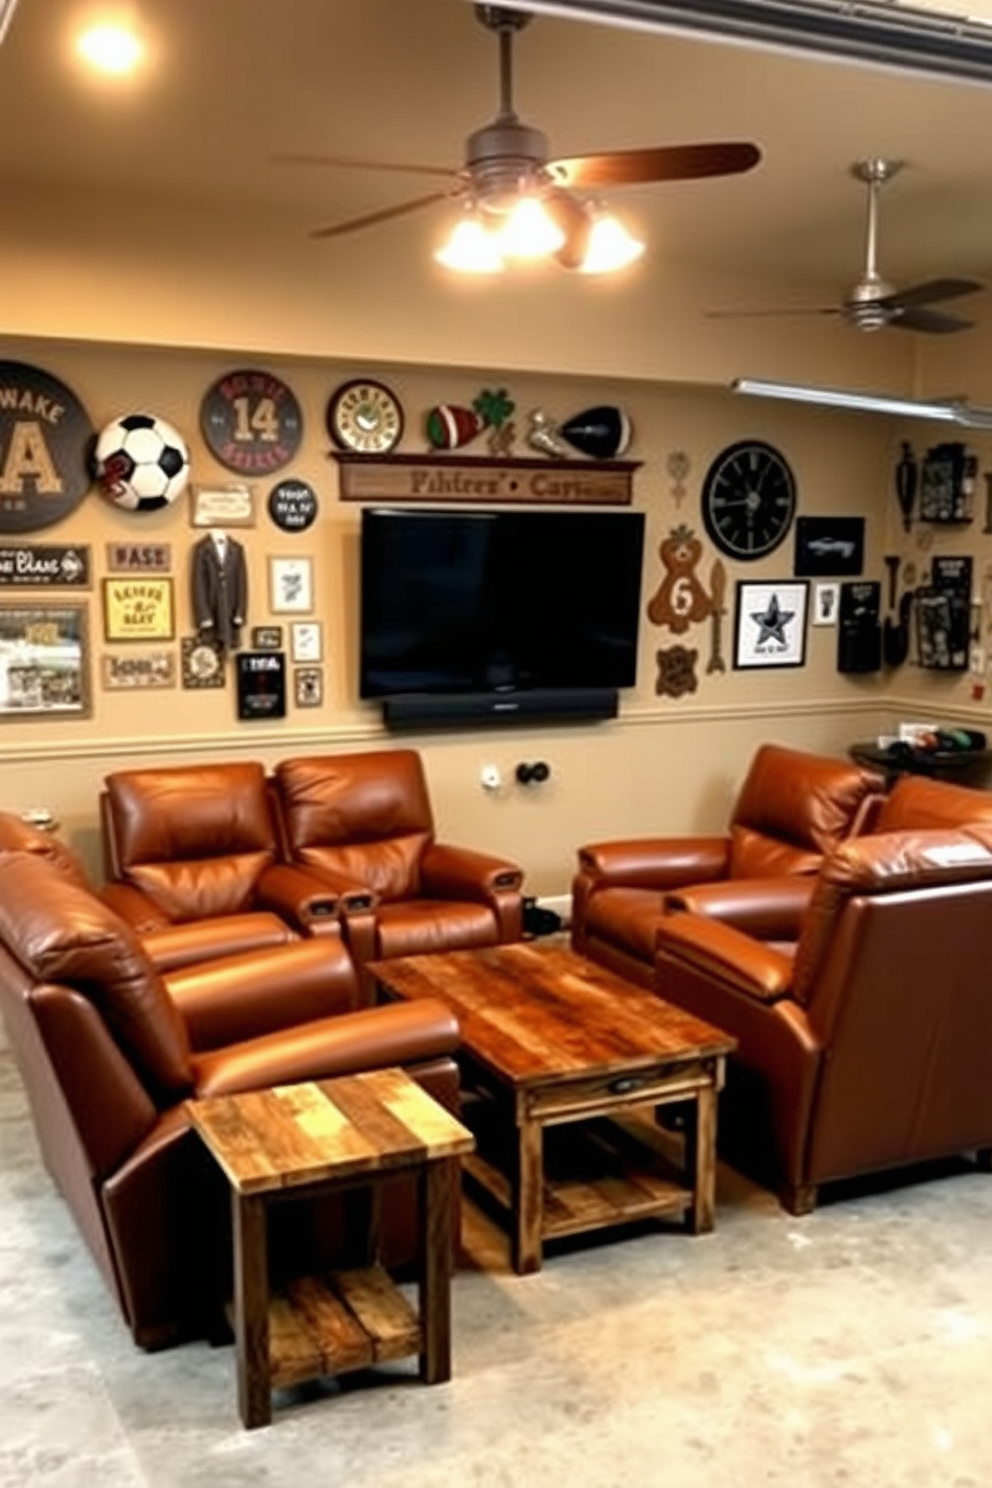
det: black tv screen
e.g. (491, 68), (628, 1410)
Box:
(360, 507), (646, 698)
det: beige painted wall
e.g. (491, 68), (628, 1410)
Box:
(2, 330), (905, 892)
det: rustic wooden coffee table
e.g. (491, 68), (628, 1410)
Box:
(369, 943), (736, 1275)
(188, 1067), (474, 1429)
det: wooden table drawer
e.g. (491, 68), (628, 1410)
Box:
(525, 1055), (718, 1122)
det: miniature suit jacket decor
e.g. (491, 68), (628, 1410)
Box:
(191, 531), (248, 651)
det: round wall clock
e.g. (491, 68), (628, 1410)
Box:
(327, 379), (403, 454)
(701, 440), (797, 561)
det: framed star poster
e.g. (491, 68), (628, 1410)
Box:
(734, 580), (809, 669)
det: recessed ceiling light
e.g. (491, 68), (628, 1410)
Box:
(76, 23), (144, 75)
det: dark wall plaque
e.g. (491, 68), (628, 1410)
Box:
(0, 544), (90, 587)
(0, 362), (95, 533)
(236, 650), (287, 719)
(268, 478), (318, 532)
(200, 369), (303, 476)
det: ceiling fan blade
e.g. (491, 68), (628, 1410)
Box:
(887, 306), (975, 334)
(311, 190), (454, 241)
(878, 276), (985, 311)
(704, 306), (841, 319)
(549, 141), (761, 190)
(275, 151), (459, 181)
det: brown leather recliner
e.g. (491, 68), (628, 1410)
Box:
(0, 850), (461, 1350)
(571, 744), (885, 986)
(667, 772), (992, 937)
(100, 761), (344, 969)
(655, 826), (992, 1214)
(273, 749), (525, 995)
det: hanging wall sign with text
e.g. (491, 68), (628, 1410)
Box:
(200, 370), (303, 476)
(268, 478), (318, 532)
(236, 650), (287, 720)
(0, 544), (90, 587)
(0, 363), (95, 533)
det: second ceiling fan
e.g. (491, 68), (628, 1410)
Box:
(278, 4), (761, 270)
(708, 157), (985, 333)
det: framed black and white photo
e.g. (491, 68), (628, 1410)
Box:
(0, 603), (90, 718)
(793, 516), (864, 577)
(268, 555), (313, 614)
(250, 625), (283, 651)
(293, 666), (323, 708)
(812, 582), (840, 626)
(734, 580), (809, 669)
(290, 620), (322, 664)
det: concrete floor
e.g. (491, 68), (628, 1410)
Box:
(2, 1048), (991, 1488)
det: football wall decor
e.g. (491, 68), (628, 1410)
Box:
(93, 413), (190, 512)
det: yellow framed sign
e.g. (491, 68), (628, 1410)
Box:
(102, 577), (175, 642)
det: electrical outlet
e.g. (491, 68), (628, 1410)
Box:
(480, 764), (501, 791)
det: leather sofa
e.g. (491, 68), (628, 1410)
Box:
(273, 749), (524, 995)
(571, 744), (885, 986)
(0, 847), (461, 1350)
(655, 825), (992, 1213)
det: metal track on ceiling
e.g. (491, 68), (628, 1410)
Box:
(506, 1), (992, 84)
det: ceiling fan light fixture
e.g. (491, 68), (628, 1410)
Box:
(577, 207), (645, 275)
(498, 194), (566, 258)
(434, 210), (503, 274)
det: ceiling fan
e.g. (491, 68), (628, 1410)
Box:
(277, 4), (761, 270)
(707, 157), (985, 333)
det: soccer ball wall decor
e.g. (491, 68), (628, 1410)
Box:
(93, 412), (191, 512)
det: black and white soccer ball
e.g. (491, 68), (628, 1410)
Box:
(93, 412), (190, 512)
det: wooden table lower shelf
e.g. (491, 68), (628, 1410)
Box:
(188, 1069), (474, 1429)
(370, 944), (736, 1275)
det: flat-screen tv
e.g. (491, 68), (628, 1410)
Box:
(359, 507), (646, 700)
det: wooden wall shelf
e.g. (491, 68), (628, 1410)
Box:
(331, 452), (640, 506)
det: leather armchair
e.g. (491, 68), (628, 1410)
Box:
(667, 772), (992, 937)
(655, 826), (992, 1214)
(100, 761), (343, 963)
(0, 850), (461, 1350)
(274, 749), (525, 994)
(571, 744), (885, 986)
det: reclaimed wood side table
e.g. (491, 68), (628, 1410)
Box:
(187, 1067), (474, 1429)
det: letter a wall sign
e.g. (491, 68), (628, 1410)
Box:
(0, 363), (95, 534)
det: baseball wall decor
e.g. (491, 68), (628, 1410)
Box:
(93, 413), (190, 512)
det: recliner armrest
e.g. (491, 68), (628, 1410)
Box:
(164, 938), (360, 1050)
(664, 876), (815, 939)
(256, 861), (345, 931)
(577, 837), (730, 890)
(420, 842), (523, 899)
(191, 997), (461, 1097)
(99, 881), (172, 935)
(656, 912), (795, 1004)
